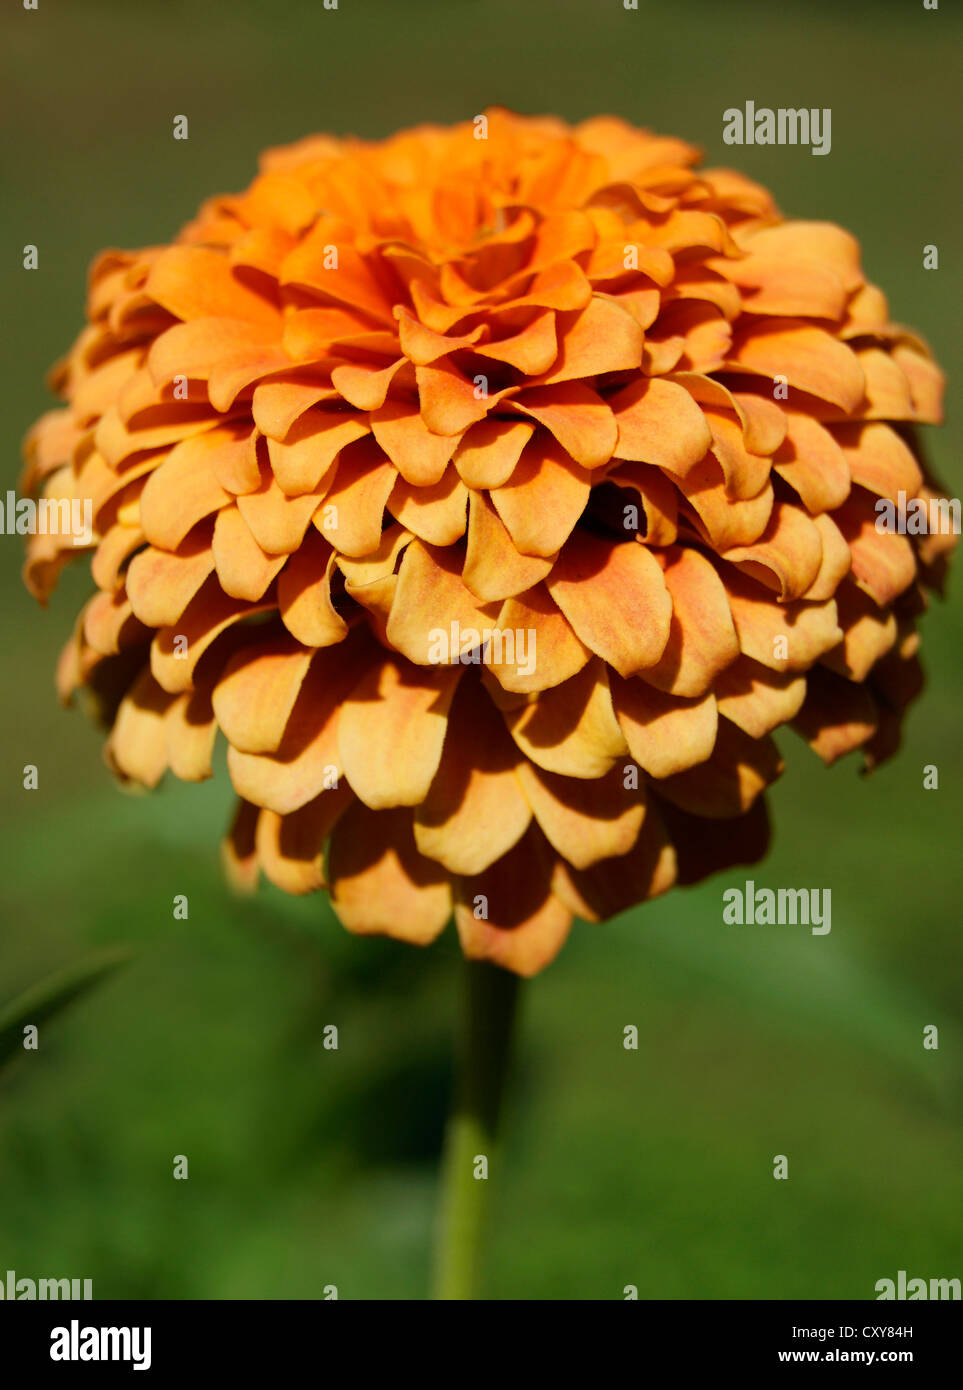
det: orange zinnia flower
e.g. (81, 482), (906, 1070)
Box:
(22, 109), (955, 975)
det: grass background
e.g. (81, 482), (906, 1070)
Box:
(0, 0), (960, 1299)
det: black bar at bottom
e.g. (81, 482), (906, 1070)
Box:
(0, 1298), (957, 1374)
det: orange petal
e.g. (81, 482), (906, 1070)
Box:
(792, 665), (877, 764)
(329, 803), (452, 943)
(510, 382), (617, 468)
(504, 659), (627, 778)
(213, 636), (314, 754)
(730, 319), (865, 413)
(550, 798), (676, 921)
(388, 466), (468, 546)
(252, 377), (341, 441)
(474, 310), (558, 375)
(150, 582), (273, 694)
(835, 422), (924, 501)
(720, 501), (825, 601)
(416, 360), (498, 435)
(386, 540), (500, 666)
(736, 221), (864, 294)
(255, 786), (354, 894)
(221, 799), (260, 894)
(267, 411), (368, 496)
(139, 431), (234, 549)
(312, 437), (396, 557)
(212, 506), (287, 601)
(227, 633), (372, 813)
(892, 342), (943, 424)
(610, 376), (712, 475)
(656, 718), (782, 818)
(517, 762), (644, 870)
(704, 407), (773, 500)
(147, 317), (285, 394)
(723, 568), (842, 672)
(273, 528), (347, 648)
(820, 579), (897, 682)
(453, 827), (572, 976)
(772, 411), (851, 512)
(642, 545), (739, 697)
(486, 584), (591, 694)
(491, 435), (591, 557)
(371, 400), (462, 486)
(611, 675), (718, 778)
(331, 357), (407, 411)
(834, 491), (916, 607)
(396, 305), (484, 364)
(105, 669), (174, 788)
(166, 689), (217, 782)
(714, 657), (807, 738)
(453, 418), (534, 489)
(463, 490), (554, 601)
(656, 795), (769, 887)
(126, 533), (216, 627)
(414, 677), (532, 874)
(237, 472), (325, 555)
(605, 463), (679, 546)
(338, 657), (461, 809)
(536, 296), (643, 383)
(547, 531), (672, 678)
(146, 246), (280, 328)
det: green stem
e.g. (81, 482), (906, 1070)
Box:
(432, 958), (521, 1300)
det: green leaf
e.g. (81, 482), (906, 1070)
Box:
(0, 947), (133, 1073)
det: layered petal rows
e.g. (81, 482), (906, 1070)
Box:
(22, 110), (955, 974)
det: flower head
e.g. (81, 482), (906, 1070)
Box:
(23, 110), (955, 974)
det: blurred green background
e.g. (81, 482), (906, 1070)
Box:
(1, 0), (960, 1299)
